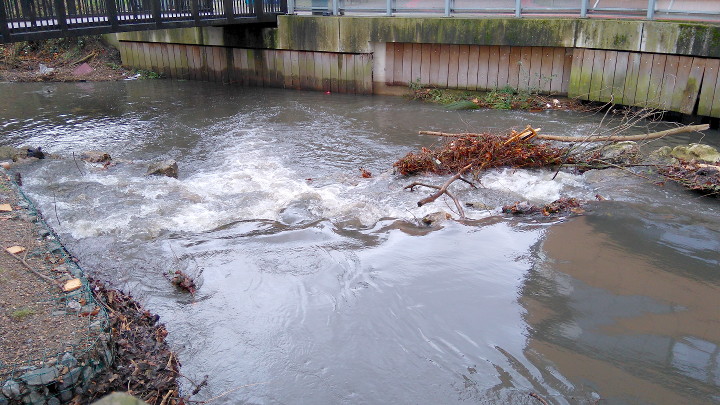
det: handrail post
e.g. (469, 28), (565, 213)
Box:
(253, 0), (264, 19)
(190, 0), (200, 23)
(386, 0), (392, 16)
(332, 0), (339, 15)
(580, 0), (588, 18)
(287, 0), (294, 14)
(515, 0), (521, 17)
(0, 0), (10, 43)
(105, 0), (119, 30)
(224, 0), (234, 21)
(151, 0), (162, 26)
(53, 0), (68, 31)
(444, 0), (450, 17)
(646, 0), (656, 19)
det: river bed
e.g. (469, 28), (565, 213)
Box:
(1, 80), (719, 404)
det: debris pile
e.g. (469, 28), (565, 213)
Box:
(78, 282), (183, 405)
(659, 162), (720, 195)
(167, 270), (197, 296)
(393, 130), (570, 177)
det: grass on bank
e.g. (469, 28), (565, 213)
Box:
(407, 80), (584, 112)
(10, 307), (36, 321)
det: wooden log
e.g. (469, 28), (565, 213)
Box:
(418, 124), (710, 142)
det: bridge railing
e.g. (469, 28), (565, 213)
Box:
(1, 0), (287, 42)
(288, 0), (720, 22)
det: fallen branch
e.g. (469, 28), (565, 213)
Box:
(529, 392), (550, 405)
(3, 248), (60, 289)
(405, 162), (475, 218)
(71, 51), (98, 66)
(419, 124), (709, 143)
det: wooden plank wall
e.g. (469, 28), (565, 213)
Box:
(384, 43), (573, 95)
(119, 42), (373, 94)
(568, 48), (720, 118)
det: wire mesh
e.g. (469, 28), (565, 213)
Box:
(0, 171), (112, 404)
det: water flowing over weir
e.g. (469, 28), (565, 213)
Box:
(2, 80), (720, 404)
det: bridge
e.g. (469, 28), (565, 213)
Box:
(0, 0), (287, 43)
(4, 1), (720, 44)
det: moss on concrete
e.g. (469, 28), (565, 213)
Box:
(675, 23), (720, 58)
(278, 16), (340, 52)
(575, 19), (642, 51)
(119, 17), (720, 59)
(643, 21), (680, 54)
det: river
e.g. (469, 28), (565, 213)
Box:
(1, 80), (719, 404)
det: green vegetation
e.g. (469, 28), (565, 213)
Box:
(10, 307), (36, 321)
(0, 35), (109, 67)
(106, 62), (123, 70)
(134, 69), (163, 79)
(408, 81), (548, 111)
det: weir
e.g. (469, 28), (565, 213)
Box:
(115, 16), (720, 117)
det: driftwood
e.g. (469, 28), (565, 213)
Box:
(419, 124), (709, 143)
(3, 247), (61, 289)
(404, 163), (475, 217)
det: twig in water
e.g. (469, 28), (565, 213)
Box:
(529, 392), (550, 405)
(591, 159), (657, 183)
(53, 190), (61, 225)
(72, 152), (85, 176)
(191, 375), (209, 396)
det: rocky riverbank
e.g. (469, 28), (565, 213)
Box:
(0, 166), (181, 404)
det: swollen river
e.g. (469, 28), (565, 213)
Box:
(2, 81), (719, 404)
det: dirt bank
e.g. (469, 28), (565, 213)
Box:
(0, 36), (135, 82)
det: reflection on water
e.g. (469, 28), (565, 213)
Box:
(525, 205), (720, 404)
(1, 81), (719, 404)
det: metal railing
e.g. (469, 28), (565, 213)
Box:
(1, 0), (287, 42)
(288, 0), (720, 21)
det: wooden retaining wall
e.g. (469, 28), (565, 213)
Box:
(384, 43), (574, 94)
(118, 39), (720, 118)
(568, 48), (720, 117)
(118, 42), (373, 94)
(383, 42), (720, 118)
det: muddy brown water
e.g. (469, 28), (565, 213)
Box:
(1, 80), (719, 404)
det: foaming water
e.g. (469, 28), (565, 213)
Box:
(2, 81), (719, 404)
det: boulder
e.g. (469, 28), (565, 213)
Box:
(422, 211), (452, 226)
(0, 146), (24, 161)
(147, 160), (178, 178)
(91, 392), (148, 405)
(671, 143), (720, 163)
(465, 202), (493, 211)
(648, 146), (675, 164)
(20, 367), (59, 386)
(80, 151), (111, 163)
(1, 380), (21, 400)
(60, 353), (77, 369)
(597, 141), (640, 164)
